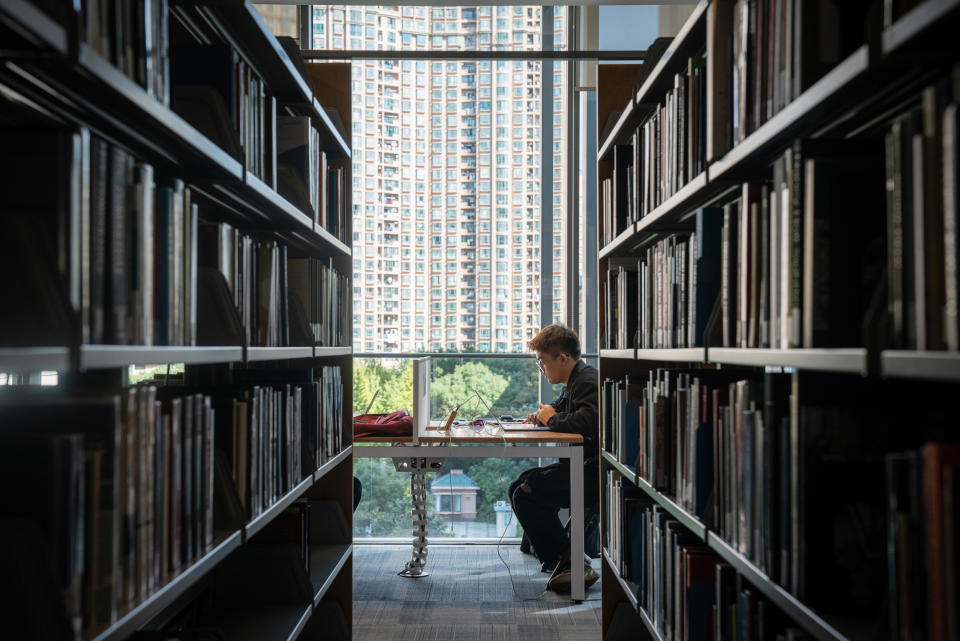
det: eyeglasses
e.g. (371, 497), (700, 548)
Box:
(536, 354), (560, 374)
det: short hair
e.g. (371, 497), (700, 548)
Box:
(528, 324), (581, 360)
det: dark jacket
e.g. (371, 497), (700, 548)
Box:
(546, 359), (599, 464)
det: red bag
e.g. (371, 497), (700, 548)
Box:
(353, 409), (414, 438)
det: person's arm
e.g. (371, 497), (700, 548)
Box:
(545, 375), (598, 438)
(529, 389), (568, 424)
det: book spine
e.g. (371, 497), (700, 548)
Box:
(945, 104), (960, 350)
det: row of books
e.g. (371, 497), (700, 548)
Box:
(606, 473), (816, 641)
(278, 127), (348, 244)
(324, 162), (347, 243)
(165, 43), (349, 243)
(885, 71), (960, 351)
(231, 384), (303, 520)
(603, 134), (885, 351)
(294, 257), (349, 349)
(708, 0), (867, 159)
(201, 221), (349, 348)
(604, 233), (703, 350)
(316, 365), (345, 467)
(224, 366), (345, 519)
(603, 54), (708, 243)
(603, 369), (894, 619)
(717, 142), (882, 350)
(0, 364), (344, 640)
(1, 130), (201, 347)
(0, 386), (216, 640)
(81, 0), (170, 105)
(79, 20), (346, 240)
(171, 43), (273, 185)
(2, 128), (350, 351)
(238, 58), (269, 183)
(886, 444), (960, 641)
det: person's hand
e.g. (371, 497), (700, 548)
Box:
(525, 411), (538, 424)
(535, 402), (556, 426)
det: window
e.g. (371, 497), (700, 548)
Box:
(437, 494), (463, 512)
(308, 4), (579, 540)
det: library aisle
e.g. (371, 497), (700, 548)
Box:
(353, 545), (601, 641)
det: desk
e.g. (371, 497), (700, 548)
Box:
(354, 427), (587, 602)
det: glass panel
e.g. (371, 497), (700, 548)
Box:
(252, 4), (299, 39)
(309, 5), (564, 52)
(597, 6), (658, 51)
(305, 7), (570, 353)
(353, 356), (558, 539)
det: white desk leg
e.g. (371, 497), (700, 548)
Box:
(569, 445), (585, 602)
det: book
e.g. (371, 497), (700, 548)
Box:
(277, 116), (321, 219)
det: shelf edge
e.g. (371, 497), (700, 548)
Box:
(706, 533), (851, 641)
(90, 530), (243, 641)
(245, 474), (316, 540)
(708, 45), (871, 181)
(315, 446), (353, 484)
(633, 0), (710, 107)
(634, 475), (708, 541)
(706, 348), (867, 374)
(312, 544), (353, 607)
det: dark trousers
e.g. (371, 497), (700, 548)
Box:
(508, 462), (599, 566)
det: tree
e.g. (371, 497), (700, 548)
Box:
(465, 457), (536, 522)
(485, 358), (540, 416)
(430, 361), (509, 418)
(353, 456), (443, 537)
(353, 358), (413, 415)
(354, 457), (413, 536)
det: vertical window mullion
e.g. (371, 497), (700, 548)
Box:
(540, 5), (554, 405)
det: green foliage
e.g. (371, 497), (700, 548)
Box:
(463, 457), (535, 522)
(352, 456), (413, 536)
(128, 363), (184, 385)
(353, 359), (413, 415)
(483, 359), (541, 416)
(353, 455), (440, 537)
(353, 357), (541, 420)
(350, 356), (550, 538)
(430, 361), (509, 418)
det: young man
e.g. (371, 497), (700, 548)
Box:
(508, 324), (600, 593)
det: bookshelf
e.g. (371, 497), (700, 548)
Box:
(0, 3), (354, 641)
(598, 2), (960, 641)
(0, 0), (67, 53)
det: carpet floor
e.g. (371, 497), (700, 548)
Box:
(353, 544), (602, 641)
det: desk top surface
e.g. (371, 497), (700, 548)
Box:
(353, 425), (583, 445)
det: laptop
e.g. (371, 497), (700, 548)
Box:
(497, 415), (550, 431)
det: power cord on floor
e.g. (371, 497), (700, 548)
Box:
(470, 390), (548, 601)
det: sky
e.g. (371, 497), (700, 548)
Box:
(598, 5), (659, 51)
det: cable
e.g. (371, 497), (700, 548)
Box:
(471, 389), (548, 600)
(398, 468), (430, 578)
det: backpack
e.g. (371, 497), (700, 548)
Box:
(353, 409), (414, 438)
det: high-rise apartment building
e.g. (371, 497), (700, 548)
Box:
(262, 6), (569, 353)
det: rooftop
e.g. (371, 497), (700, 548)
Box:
(431, 469), (479, 489)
